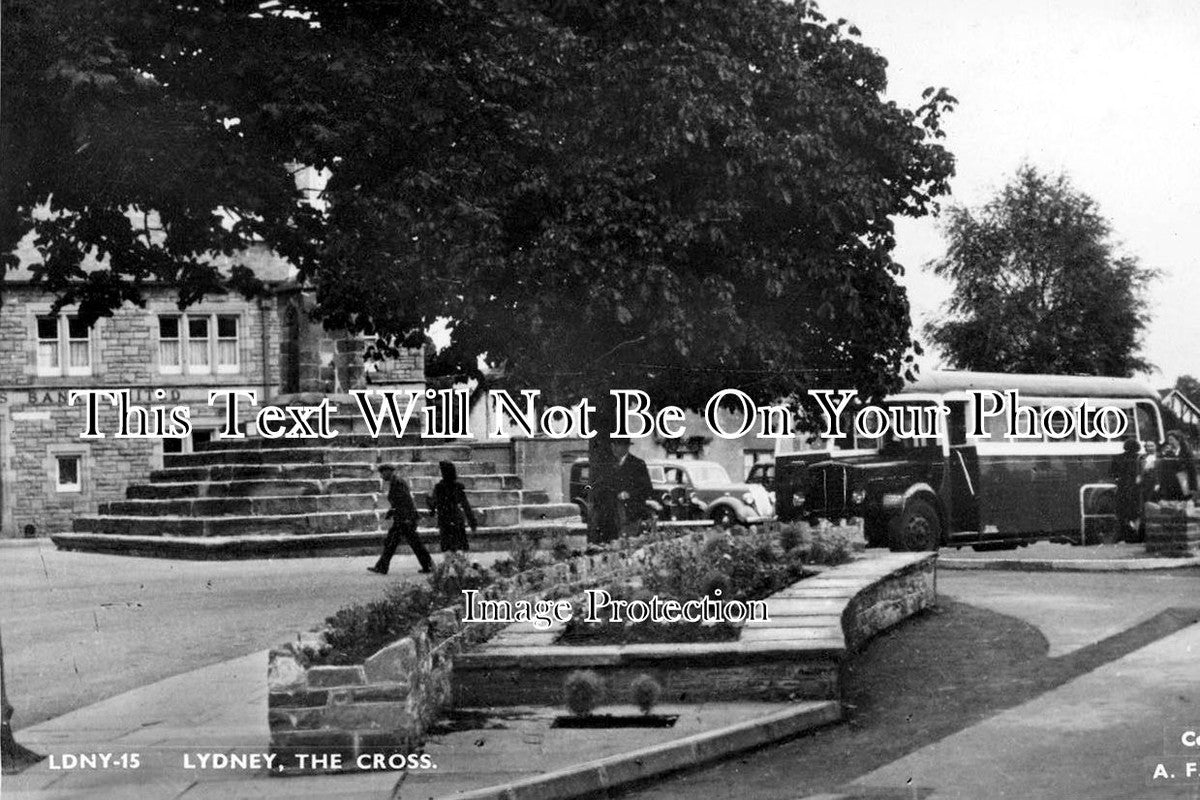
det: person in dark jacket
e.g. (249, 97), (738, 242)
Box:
(1109, 438), (1144, 543)
(429, 460), (477, 554)
(369, 463), (433, 574)
(598, 438), (655, 537)
(1157, 430), (1197, 501)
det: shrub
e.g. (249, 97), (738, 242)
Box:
(630, 674), (662, 715)
(429, 552), (491, 597)
(779, 523), (807, 552)
(319, 582), (435, 665)
(563, 670), (605, 716)
(492, 533), (550, 577)
(549, 531), (573, 562)
(808, 528), (853, 566)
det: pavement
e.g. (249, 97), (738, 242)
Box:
(0, 540), (497, 728)
(2, 650), (837, 800)
(842, 619), (1200, 800)
(6, 548), (1200, 800)
(938, 540), (1200, 571)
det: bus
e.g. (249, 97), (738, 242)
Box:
(774, 371), (1164, 551)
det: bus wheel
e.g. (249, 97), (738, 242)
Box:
(890, 500), (941, 551)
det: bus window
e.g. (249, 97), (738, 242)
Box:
(1078, 404), (1130, 443)
(945, 401), (967, 446)
(1041, 402), (1077, 442)
(977, 405), (1008, 441)
(1135, 402), (1161, 443)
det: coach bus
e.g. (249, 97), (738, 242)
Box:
(774, 371), (1164, 551)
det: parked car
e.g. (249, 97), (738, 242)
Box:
(746, 462), (775, 492)
(566, 459), (704, 522)
(655, 460), (775, 526)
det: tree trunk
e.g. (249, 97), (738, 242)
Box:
(1, 625), (43, 773)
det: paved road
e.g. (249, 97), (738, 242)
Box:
(0, 540), (494, 729)
(620, 568), (1200, 800)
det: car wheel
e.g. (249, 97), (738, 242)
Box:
(889, 499), (941, 551)
(712, 506), (737, 528)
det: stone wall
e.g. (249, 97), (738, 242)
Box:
(454, 549), (933, 708)
(0, 286), (279, 536)
(275, 289), (424, 396)
(266, 526), (713, 773)
(840, 555), (938, 651)
(1144, 501), (1200, 556)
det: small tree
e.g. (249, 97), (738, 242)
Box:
(925, 166), (1157, 377)
(630, 674), (662, 716)
(563, 670), (605, 717)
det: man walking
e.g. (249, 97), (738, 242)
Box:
(369, 463), (434, 575)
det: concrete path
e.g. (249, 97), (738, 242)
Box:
(0, 540), (495, 727)
(845, 620), (1200, 800)
(1, 649), (825, 800)
(2, 651), (405, 800)
(940, 569), (1200, 656)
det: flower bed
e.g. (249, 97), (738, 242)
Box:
(558, 526), (853, 646)
(267, 525), (716, 773)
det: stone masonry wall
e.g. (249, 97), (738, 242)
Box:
(266, 526), (716, 774)
(0, 286), (280, 537)
(1144, 501), (1200, 556)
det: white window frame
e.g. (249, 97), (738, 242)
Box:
(157, 313), (241, 375)
(55, 453), (83, 493)
(35, 314), (92, 377)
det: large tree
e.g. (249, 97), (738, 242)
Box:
(5, 0), (956, 408)
(925, 165), (1156, 377)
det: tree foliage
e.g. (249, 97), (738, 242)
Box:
(925, 166), (1156, 377)
(3, 0), (956, 409)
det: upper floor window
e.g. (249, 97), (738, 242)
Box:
(159, 314), (240, 374)
(36, 315), (91, 377)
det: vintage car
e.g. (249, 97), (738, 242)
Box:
(746, 461), (775, 492)
(566, 459), (704, 522)
(654, 459), (774, 525)
(566, 458), (774, 525)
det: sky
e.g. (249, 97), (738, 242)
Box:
(818, 0), (1200, 389)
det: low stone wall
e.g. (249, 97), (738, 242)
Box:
(841, 556), (938, 650)
(454, 551), (935, 707)
(1144, 501), (1200, 557)
(266, 525), (717, 773)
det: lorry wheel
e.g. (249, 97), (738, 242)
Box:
(890, 500), (941, 551)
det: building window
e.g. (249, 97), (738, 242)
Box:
(158, 313), (240, 374)
(36, 315), (92, 376)
(56, 454), (82, 492)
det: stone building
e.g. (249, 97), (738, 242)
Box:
(0, 245), (424, 539)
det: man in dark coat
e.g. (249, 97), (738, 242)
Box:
(369, 463), (434, 574)
(599, 438), (654, 538)
(1109, 438), (1144, 543)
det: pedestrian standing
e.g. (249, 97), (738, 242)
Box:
(369, 463), (433, 575)
(430, 460), (477, 554)
(1109, 438), (1144, 543)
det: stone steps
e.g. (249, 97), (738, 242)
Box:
(51, 523), (589, 560)
(127, 473), (523, 500)
(74, 498), (582, 536)
(101, 489), (551, 517)
(163, 444), (473, 468)
(65, 431), (582, 559)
